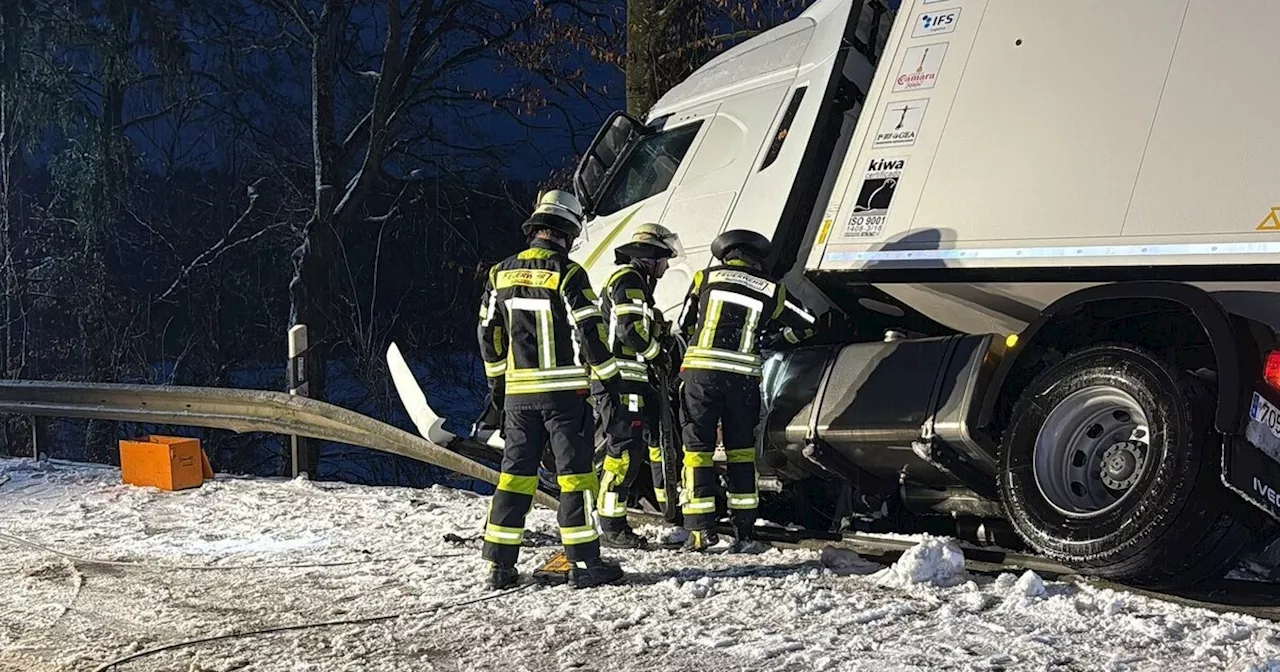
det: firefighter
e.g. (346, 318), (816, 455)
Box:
(594, 223), (683, 549)
(676, 229), (818, 553)
(476, 189), (626, 589)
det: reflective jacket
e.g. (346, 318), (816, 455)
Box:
(478, 239), (619, 409)
(676, 260), (817, 377)
(598, 264), (663, 395)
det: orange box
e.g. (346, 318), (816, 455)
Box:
(119, 435), (213, 491)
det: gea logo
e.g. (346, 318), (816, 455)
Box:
(1255, 477), (1280, 507)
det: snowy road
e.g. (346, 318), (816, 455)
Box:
(3, 458), (1280, 672)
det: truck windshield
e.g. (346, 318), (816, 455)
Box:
(594, 122), (702, 216)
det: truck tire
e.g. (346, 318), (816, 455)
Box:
(998, 343), (1251, 587)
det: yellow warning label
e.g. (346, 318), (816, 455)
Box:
(816, 219), (835, 245)
(1257, 207), (1280, 231)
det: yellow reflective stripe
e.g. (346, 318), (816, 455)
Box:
(484, 360), (507, 377)
(560, 524), (600, 544)
(498, 473), (538, 495)
(599, 491), (627, 517)
(648, 446), (663, 462)
(592, 358), (620, 379)
(653, 488), (667, 503)
(614, 304), (646, 316)
(640, 338), (661, 361)
(784, 328), (802, 344)
(725, 448), (755, 464)
(507, 379), (590, 395)
(484, 524), (525, 545)
(684, 450), (715, 468)
(558, 472), (600, 493)
(683, 498), (716, 513)
(685, 346), (761, 364)
(681, 358), (762, 376)
(728, 493), (758, 510)
(623, 288), (646, 301)
(572, 305), (603, 323)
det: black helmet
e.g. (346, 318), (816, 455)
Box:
(711, 229), (772, 262)
(521, 189), (584, 238)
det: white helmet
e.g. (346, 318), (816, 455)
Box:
(614, 221), (684, 262)
(523, 189), (584, 237)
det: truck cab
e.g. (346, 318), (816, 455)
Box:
(562, 0), (1280, 587)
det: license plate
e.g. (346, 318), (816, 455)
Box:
(1247, 392), (1280, 464)
(1223, 392), (1280, 522)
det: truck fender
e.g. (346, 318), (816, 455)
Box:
(977, 281), (1257, 437)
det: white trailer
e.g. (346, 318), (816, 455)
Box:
(565, 0), (1280, 586)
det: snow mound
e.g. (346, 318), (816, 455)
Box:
(872, 535), (967, 588)
(1014, 570), (1046, 598)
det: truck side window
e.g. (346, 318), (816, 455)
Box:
(595, 121), (703, 216)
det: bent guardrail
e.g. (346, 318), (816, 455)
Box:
(0, 380), (558, 509)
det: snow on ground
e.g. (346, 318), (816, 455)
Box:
(3, 459), (1280, 672)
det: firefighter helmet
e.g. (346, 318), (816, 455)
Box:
(522, 189), (584, 238)
(711, 229), (772, 262)
(614, 222), (682, 263)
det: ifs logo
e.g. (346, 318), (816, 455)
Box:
(913, 9), (961, 37)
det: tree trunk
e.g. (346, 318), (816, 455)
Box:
(625, 0), (661, 117)
(287, 0), (346, 476)
(626, 0), (705, 118)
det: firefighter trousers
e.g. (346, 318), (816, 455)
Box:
(481, 402), (601, 566)
(594, 390), (661, 531)
(680, 370), (762, 532)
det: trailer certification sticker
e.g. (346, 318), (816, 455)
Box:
(913, 8), (961, 38)
(894, 43), (947, 93)
(874, 99), (929, 148)
(844, 157), (905, 238)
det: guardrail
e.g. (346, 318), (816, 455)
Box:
(0, 380), (559, 509)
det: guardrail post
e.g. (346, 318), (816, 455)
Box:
(287, 324), (312, 477)
(30, 416), (47, 459)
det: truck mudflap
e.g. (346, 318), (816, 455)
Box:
(1222, 391), (1280, 523)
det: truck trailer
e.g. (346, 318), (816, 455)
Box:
(556, 0), (1280, 587)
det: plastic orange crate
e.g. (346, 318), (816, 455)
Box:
(119, 435), (213, 491)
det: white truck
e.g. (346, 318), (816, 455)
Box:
(564, 0), (1280, 586)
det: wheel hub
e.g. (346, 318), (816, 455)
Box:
(1031, 386), (1152, 519)
(1100, 441), (1144, 490)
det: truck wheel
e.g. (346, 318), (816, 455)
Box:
(999, 343), (1250, 587)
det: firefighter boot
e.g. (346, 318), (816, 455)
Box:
(601, 527), (650, 550)
(681, 529), (720, 552)
(487, 562), (520, 590)
(568, 557), (625, 588)
(727, 516), (770, 555)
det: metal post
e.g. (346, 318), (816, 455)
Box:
(287, 325), (311, 477)
(30, 416), (46, 460)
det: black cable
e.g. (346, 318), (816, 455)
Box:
(90, 584), (531, 672)
(0, 531), (468, 571)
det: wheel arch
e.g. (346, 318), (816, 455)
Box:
(978, 281), (1260, 441)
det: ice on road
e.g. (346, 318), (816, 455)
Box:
(3, 458), (1280, 671)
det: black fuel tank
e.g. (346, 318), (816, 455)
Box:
(762, 333), (1003, 489)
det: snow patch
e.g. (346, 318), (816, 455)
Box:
(1014, 570), (1046, 598)
(872, 534), (967, 588)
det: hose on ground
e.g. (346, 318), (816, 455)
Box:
(0, 531), (468, 571)
(90, 584), (530, 672)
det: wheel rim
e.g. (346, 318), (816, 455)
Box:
(1032, 385), (1151, 519)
